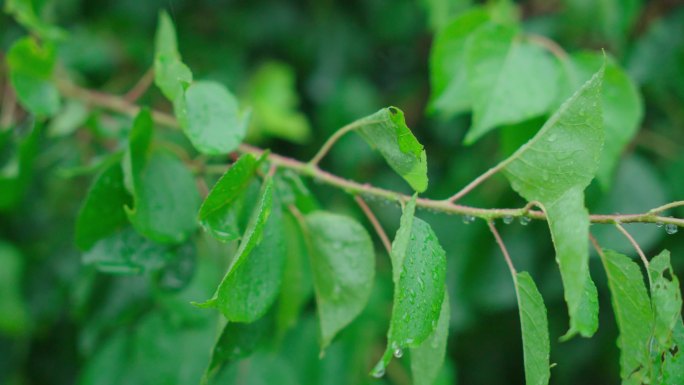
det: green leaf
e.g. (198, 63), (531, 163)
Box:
(4, 0), (65, 40)
(502, 65), (605, 338)
(659, 319), (684, 384)
(410, 292), (450, 385)
(0, 121), (40, 210)
(464, 23), (558, 144)
(352, 107), (428, 192)
(559, 52), (643, 187)
(7, 36), (60, 116)
(75, 157), (130, 250)
(199, 154), (260, 220)
(198, 179), (286, 322)
(48, 100), (89, 137)
(154, 11), (192, 101)
(648, 250), (682, 348)
(515, 272), (551, 385)
(82, 228), (173, 274)
(600, 249), (653, 382)
(276, 211), (313, 337)
(304, 211), (375, 351)
(428, 8), (490, 116)
(124, 110), (200, 243)
(247, 62), (311, 143)
(180, 81), (249, 155)
(0, 241), (29, 335)
(373, 196), (447, 375)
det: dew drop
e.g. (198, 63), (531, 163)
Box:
(656, 221), (664, 228)
(462, 215), (475, 224)
(519, 216), (531, 226)
(503, 215), (513, 225)
(665, 224), (678, 235)
(547, 133), (557, 142)
(393, 348), (404, 358)
(372, 367), (385, 378)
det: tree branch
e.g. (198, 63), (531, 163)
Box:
(55, 79), (684, 228)
(487, 220), (517, 278)
(354, 195), (392, 255)
(124, 67), (155, 103)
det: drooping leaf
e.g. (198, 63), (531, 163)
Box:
(199, 153), (261, 220)
(410, 292), (450, 385)
(304, 211), (375, 351)
(352, 107), (428, 192)
(276, 211), (313, 337)
(82, 228), (173, 274)
(75, 157), (130, 250)
(515, 271), (550, 385)
(501, 65), (605, 338)
(428, 7), (490, 117)
(373, 196), (447, 375)
(7, 36), (60, 116)
(179, 81), (249, 155)
(123, 109), (200, 244)
(0, 241), (29, 335)
(558, 52), (643, 187)
(154, 11), (192, 102)
(247, 62), (311, 143)
(4, 0), (65, 40)
(197, 179), (286, 322)
(464, 23), (558, 144)
(600, 249), (652, 382)
(648, 250), (683, 348)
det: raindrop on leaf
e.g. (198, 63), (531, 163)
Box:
(665, 224), (678, 235)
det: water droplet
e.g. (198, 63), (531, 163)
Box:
(656, 221), (664, 228)
(503, 215), (513, 225)
(462, 215), (475, 224)
(393, 348), (403, 358)
(372, 367), (385, 378)
(547, 133), (557, 142)
(405, 338), (414, 345)
(519, 216), (531, 226)
(665, 224), (678, 235)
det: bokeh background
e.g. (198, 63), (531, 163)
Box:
(1, 0), (683, 384)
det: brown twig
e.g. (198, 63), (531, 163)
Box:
(487, 220), (517, 278)
(354, 195), (392, 255)
(614, 223), (650, 271)
(124, 67), (155, 103)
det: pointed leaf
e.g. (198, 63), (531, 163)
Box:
(464, 23), (557, 144)
(600, 249), (652, 382)
(154, 11), (192, 101)
(198, 179), (286, 322)
(515, 271), (550, 385)
(75, 157), (130, 250)
(410, 292), (450, 385)
(7, 36), (60, 116)
(179, 81), (249, 155)
(501, 65), (605, 338)
(304, 211), (375, 351)
(353, 107), (428, 192)
(648, 250), (683, 348)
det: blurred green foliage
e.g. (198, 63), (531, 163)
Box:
(1, 0), (684, 384)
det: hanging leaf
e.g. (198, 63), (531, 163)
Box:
(648, 250), (683, 349)
(600, 249), (652, 382)
(515, 272), (551, 385)
(410, 292), (450, 385)
(197, 179), (286, 323)
(372, 196), (447, 375)
(7, 36), (60, 116)
(428, 7), (490, 117)
(351, 107), (428, 192)
(464, 23), (558, 144)
(179, 81), (249, 155)
(501, 65), (605, 338)
(123, 109), (200, 244)
(154, 11), (193, 102)
(75, 157), (130, 250)
(304, 211), (375, 351)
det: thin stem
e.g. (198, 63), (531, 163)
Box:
(354, 195), (392, 255)
(55, 79), (684, 228)
(648, 200), (684, 215)
(308, 120), (370, 166)
(588, 233), (605, 259)
(124, 67), (155, 102)
(526, 33), (570, 61)
(614, 223), (650, 271)
(447, 163), (506, 203)
(487, 220), (517, 277)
